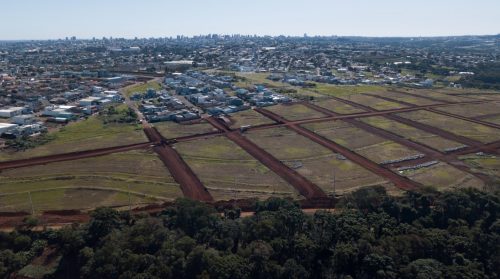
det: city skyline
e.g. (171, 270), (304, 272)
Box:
(1, 0), (499, 40)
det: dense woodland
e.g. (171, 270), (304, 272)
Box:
(1, 186), (499, 278)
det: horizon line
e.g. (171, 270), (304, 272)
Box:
(0, 33), (499, 42)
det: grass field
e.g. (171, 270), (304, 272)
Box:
(313, 99), (366, 114)
(397, 110), (500, 143)
(0, 115), (147, 162)
(154, 120), (217, 139)
(459, 154), (500, 184)
(392, 89), (473, 103)
(303, 120), (422, 164)
(123, 80), (162, 97)
(376, 91), (438, 105)
(266, 103), (327, 120)
(228, 109), (275, 129)
(433, 102), (500, 118)
(244, 127), (397, 195)
(360, 116), (464, 151)
(0, 150), (182, 212)
(398, 162), (484, 190)
(173, 137), (300, 200)
(337, 94), (408, 110)
(483, 115), (500, 125)
(311, 84), (389, 97)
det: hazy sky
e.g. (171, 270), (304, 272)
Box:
(1, 0), (499, 40)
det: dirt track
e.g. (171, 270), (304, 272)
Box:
(0, 142), (152, 171)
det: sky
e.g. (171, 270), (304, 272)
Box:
(0, 0), (499, 40)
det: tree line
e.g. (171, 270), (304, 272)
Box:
(1, 186), (499, 278)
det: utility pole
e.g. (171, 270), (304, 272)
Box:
(28, 191), (34, 215)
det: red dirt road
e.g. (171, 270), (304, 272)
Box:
(205, 116), (327, 199)
(226, 131), (327, 199)
(153, 143), (213, 202)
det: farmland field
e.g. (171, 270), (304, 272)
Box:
(173, 136), (300, 200)
(397, 162), (484, 190)
(0, 116), (147, 162)
(244, 127), (398, 195)
(155, 120), (217, 139)
(360, 116), (464, 151)
(396, 110), (500, 143)
(0, 150), (182, 212)
(266, 103), (327, 120)
(303, 120), (422, 164)
(228, 109), (275, 129)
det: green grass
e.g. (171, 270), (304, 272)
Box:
(245, 127), (393, 195)
(459, 154), (500, 184)
(311, 84), (389, 97)
(0, 115), (147, 161)
(155, 121), (217, 139)
(360, 116), (463, 151)
(0, 150), (183, 211)
(266, 104), (326, 121)
(173, 136), (299, 201)
(228, 109), (275, 129)
(397, 110), (500, 143)
(400, 162), (484, 190)
(123, 81), (162, 97)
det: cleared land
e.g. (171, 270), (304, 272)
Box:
(337, 94), (408, 110)
(155, 120), (218, 139)
(303, 120), (422, 164)
(396, 110), (500, 143)
(397, 162), (484, 190)
(313, 99), (366, 114)
(228, 109), (275, 129)
(173, 136), (300, 200)
(0, 150), (182, 212)
(0, 116), (147, 162)
(244, 127), (398, 195)
(433, 102), (500, 118)
(360, 116), (464, 151)
(266, 103), (327, 121)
